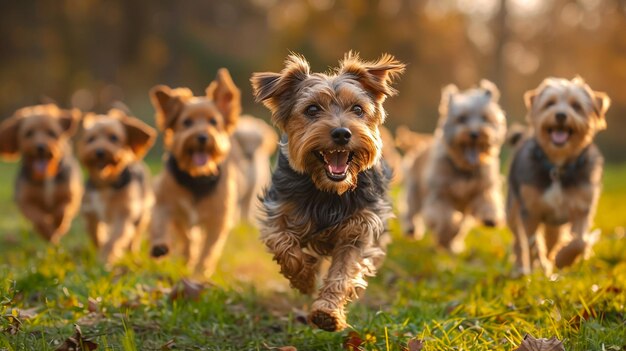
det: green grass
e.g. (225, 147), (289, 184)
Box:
(1, 160), (625, 350)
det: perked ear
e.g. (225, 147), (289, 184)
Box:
(439, 84), (459, 117)
(150, 85), (184, 131)
(523, 88), (538, 111)
(208, 68), (241, 133)
(479, 79), (500, 102)
(250, 53), (311, 129)
(109, 108), (156, 159)
(57, 108), (81, 136)
(592, 91), (610, 130)
(338, 51), (406, 103)
(0, 115), (22, 160)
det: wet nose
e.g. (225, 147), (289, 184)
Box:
(469, 131), (479, 140)
(36, 144), (46, 154)
(556, 112), (567, 123)
(95, 149), (105, 159)
(197, 133), (208, 145)
(331, 127), (351, 146)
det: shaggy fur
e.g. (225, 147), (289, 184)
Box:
(149, 68), (276, 279)
(77, 108), (156, 265)
(251, 52), (404, 331)
(507, 77), (609, 275)
(401, 80), (506, 252)
(0, 104), (82, 243)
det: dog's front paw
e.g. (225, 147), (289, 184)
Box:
(151, 244), (170, 257)
(309, 300), (347, 332)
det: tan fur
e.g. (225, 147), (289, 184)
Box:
(251, 52), (404, 331)
(401, 81), (506, 252)
(0, 104), (82, 243)
(77, 109), (156, 265)
(507, 77), (609, 275)
(149, 68), (275, 279)
(379, 126), (404, 184)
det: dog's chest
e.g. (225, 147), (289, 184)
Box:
(521, 182), (592, 225)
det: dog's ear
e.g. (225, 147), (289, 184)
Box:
(439, 84), (459, 118)
(0, 115), (22, 160)
(480, 79), (500, 102)
(150, 85), (184, 131)
(81, 112), (97, 129)
(57, 107), (81, 136)
(251, 53), (311, 129)
(207, 68), (241, 133)
(523, 87), (538, 111)
(339, 51), (405, 104)
(111, 109), (156, 159)
(591, 90), (610, 131)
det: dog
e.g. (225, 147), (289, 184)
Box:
(149, 68), (277, 279)
(507, 77), (610, 275)
(251, 52), (405, 331)
(0, 104), (82, 244)
(379, 126), (404, 184)
(401, 80), (506, 253)
(77, 108), (156, 264)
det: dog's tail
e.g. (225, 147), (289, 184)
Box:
(234, 115), (278, 159)
(395, 125), (433, 154)
(506, 123), (529, 148)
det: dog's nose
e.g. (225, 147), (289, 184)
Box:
(95, 149), (105, 159)
(197, 134), (208, 145)
(36, 144), (46, 154)
(556, 112), (567, 123)
(469, 131), (479, 140)
(331, 127), (352, 145)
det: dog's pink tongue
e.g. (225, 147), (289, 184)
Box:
(551, 130), (569, 144)
(326, 151), (349, 174)
(192, 152), (209, 166)
(33, 160), (49, 173)
(464, 148), (479, 166)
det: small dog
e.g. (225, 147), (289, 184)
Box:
(507, 77), (610, 275)
(0, 104), (82, 243)
(149, 68), (276, 279)
(401, 81), (506, 252)
(251, 52), (405, 331)
(77, 108), (156, 264)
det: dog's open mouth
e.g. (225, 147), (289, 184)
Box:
(191, 151), (210, 166)
(316, 150), (353, 181)
(548, 127), (572, 146)
(32, 158), (50, 174)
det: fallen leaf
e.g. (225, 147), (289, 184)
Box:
(160, 339), (176, 350)
(262, 342), (297, 350)
(87, 297), (99, 313)
(169, 279), (207, 302)
(407, 338), (424, 351)
(343, 331), (363, 351)
(515, 334), (564, 351)
(55, 324), (98, 351)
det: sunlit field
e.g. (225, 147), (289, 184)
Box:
(1, 160), (625, 350)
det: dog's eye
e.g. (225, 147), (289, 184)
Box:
(481, 114), (489, 122)
(457, 115), (467, 124)
(544, 100), (556, 109)
(571, 101), (583, 112)
(305, 105), (320, 117)
(109, 134), (119, 143)
(25, 129), (34, 138)
(47, 130), (57, 138)
(209, 118), (217, 126)
(182, 119), (193, 128)
(87, 135), (96, 144)
(352, 105), (364, 117)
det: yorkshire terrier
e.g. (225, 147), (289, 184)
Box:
(401, 81), (507, 252)
(77, 108), (156, 264)
(251, 52), (405, 331)
(0, 104), (82, 243)
(149, 68), (276, 279)
(507, 77), (610, 275)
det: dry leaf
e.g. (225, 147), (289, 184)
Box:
(169, 279), (207, 302)
(160, 339), (176, 350)
(343, 331), (363, 351)
(262, 343), (297, 350)
(515, 334), (564, 351)
(407, 338), (424, 351)
(55, 324), (98, 351)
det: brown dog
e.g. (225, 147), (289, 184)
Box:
(507, 77), (610, 275)
(0, 104), (82, 243)
(149, 68), (276, 279)
(251, 52), (404, 331)
(77, 108), (156, 264)
(401, 81), (507, 252)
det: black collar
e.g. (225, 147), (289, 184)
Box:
(86, 166), (135, 190)
(166, 155), (221, 201)
(532, 141), (588, 182)
(20, 158), (70, 184)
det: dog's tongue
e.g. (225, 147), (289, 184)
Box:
(464, 147), (479, 166)
(551, 130), (569, 145)
(33, 159), (49, 174)
(326, 151), (349, 175)
(192, 152), (209, 166)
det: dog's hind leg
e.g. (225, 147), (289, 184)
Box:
(423, 198), (464, 252)
(403, 179), (425, 239)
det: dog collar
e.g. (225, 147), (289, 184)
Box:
(166, 155), (221, 201)
(532, 141), (589, 182)
(85, 166), (137, 190)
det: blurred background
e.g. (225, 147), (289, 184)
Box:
(1, 0), (624, 160)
